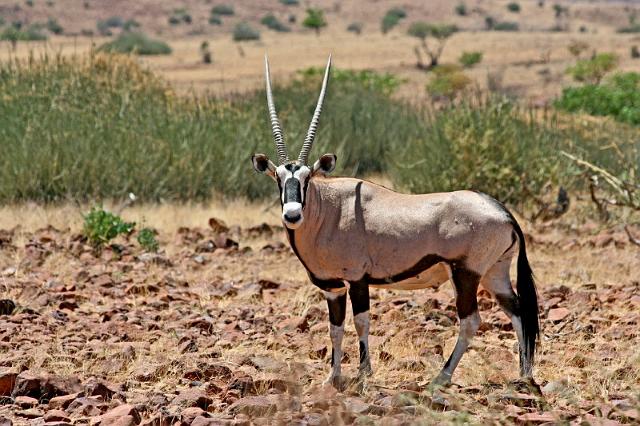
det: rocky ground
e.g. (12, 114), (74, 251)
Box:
(0, 218), (638, 425)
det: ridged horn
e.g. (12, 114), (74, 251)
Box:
(298, 54), (331, 165)
(264, 54), (288, 164)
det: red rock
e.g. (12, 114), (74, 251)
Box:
(44, 410), (71, 422)
(94, 404), (141, 426)
(14, 408), (44, 418)
(12, 371), (82, 399)
(181, 407), (208, 425)
(0, 417), (11, 426)
(172, 389), (212, 410)
(15, 395), (38, 408)
(47, 393), (80, 410)
(227, 395), (278, 417)
(0, 369), (17, 396)
(516, 412), (556, 423)
(547, 308), (570, 322)
(85, 378), (122, 400)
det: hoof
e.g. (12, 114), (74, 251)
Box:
(428, 372), (452, 390)
(357, 363), (373, 379)
(323, 374), (343, 390)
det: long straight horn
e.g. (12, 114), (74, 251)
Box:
(299, 54), (332, 165)
(265, 54), (288, 164)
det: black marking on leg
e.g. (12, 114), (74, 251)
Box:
(451, 266), (480, 319)
(359, 341), (367, 364)
(331, 349), (336, 367)
(349, 281), (370, 315)
(495, 293), (520, 317)
(326, 292), (347, 326)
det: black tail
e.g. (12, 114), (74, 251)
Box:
(512, 219), (539, 376)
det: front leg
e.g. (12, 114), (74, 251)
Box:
(324, 289), (347, 386)
(349, 281), (372, 378)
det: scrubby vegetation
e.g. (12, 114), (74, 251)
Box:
(0, 24), (47, 42)
(303, 8), (327, 35)
(566, 53), (618, 84)
(99, 32), (172, 55)
(459, 51), (483, 68)
(0, 53), (637, 208)
(211, 5), (234, 16)
(555, 72), (640, 125)
(83, 206), (135, 248)
(381, 7), (406, 34)
(233, 22), (260, 41)
(426, 64), (472, 99)
(261, 14), (290, 32)
(409, 22), (458, 69)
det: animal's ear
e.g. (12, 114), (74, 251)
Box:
(251, 154), (276, 178)
(312, 153), (337, 176)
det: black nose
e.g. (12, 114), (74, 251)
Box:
(284, 212), (301, 223)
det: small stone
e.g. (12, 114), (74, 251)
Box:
(94, 404), (141, 426)
(516, 412), (557, 423)
(0, 369), (17, 396)
(172, 389), (212, 410)
(15, 395), (38, 408)
(227, 395), (278, 417)
(44, 409), (71, 422)
(181, 407), (208, 425)
(15, 408), (44, 419)
(48, 393), (80, 410)
(0, 416), (11, 426)
(547, 308), (570, 322)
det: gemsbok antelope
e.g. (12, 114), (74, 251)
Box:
(251, 55), (540, 387)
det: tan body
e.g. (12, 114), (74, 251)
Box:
(290, 177), (514, 288)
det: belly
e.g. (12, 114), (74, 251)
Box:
(368, 263), (449, 290)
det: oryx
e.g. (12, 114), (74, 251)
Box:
(251, 55), (540, 387)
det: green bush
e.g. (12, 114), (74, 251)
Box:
(169, 8), (192, 25)
(455, 3), (467, 16)
(347, 22), (363, 35)
(507, 2), (521, 12)
(459, 51), (483, 68)
(233, 22), (260, 41)
(0, 25), (47, 42)
(408, 22), (457, 40)
(211, 5), (234, 16)
(617, 24), (640, 33)
(555, 72), (640, 125)
(427, 65), (472, 99)
(83, 207), (135, 248)
(123, 19), (140, 31)
(99, 32), (172, 55)
(261, 14), (290, 32)
(303, 8), (327, 34)
(137, 227), (159, 252)
(46, 18), (63, 35)
(493, 21), (519, 31)
(209, 15), (222, 26)
(280, 0), (299, 5)
(566, 53), (618, 84)
(381, 8), (406, 33)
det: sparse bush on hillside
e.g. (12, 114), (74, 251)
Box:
(493, 21), (519, 31)
(427, 64), (472, 99)
(233, 22), (260, 41)
(408, 22), (457, 69)
(0, 25), (47, 44)
(455, 3), (467, 16)
(303, 8), (327, 35)
(632, 46), (640, 59)
(261, 14), (290, 32)
(169, 8), (192, 25)
(298, 67), (405, 97)
(46, 18), (63, 35)
(347, 22), (363, 35)
(507, 2), (521, 13)
(99, 32), (172, 55)
(123, 19), (140, 31)
(280, 0), (299, 5)
(617, 24), (640, 34)
(459, 51), (482, 68)
(568, 40), (589, 58)
(211, 5), (234, 16)
(104, 16), (124, 28)
(381, 8), (407, 34)
(0, 17), (5, 26)
(566, 53), (618, 85)
(200, 41), (212, 64)
(555, 72), (640, 125)
(209, 15), (222, 26)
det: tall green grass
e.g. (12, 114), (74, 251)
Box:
(0, 53), (637, 205)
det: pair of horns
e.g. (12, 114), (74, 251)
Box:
(265, 54), (331, 165)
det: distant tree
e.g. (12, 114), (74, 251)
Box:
(458, 51), (482, 68)
(567, 40), (589, 59)
(233, 22), (260, 41)
(46, 18), (63, 35)
(303, 8), (327, 35)
(200, 41), (212, 64)
(408, 22), (457, 69)
(507, 2), (521, 13)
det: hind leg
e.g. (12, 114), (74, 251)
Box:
(433, 265), (481, 386)
(480, 256), (531, 378)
